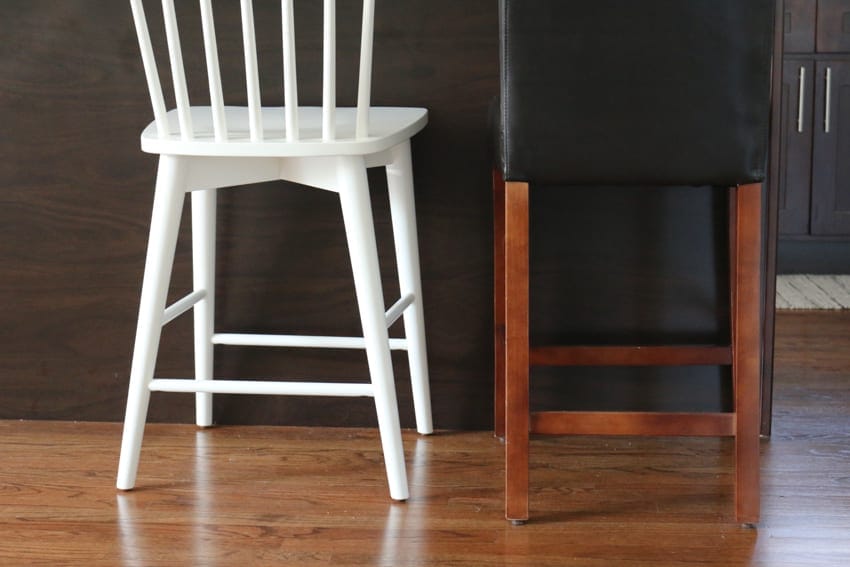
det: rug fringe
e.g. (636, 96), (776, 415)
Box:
(776, 275), (850, 310)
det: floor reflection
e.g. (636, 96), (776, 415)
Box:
(116, 432), (436, 565)
(192, 430), (213, 562)
(378, 437), (429, 564)
(116, 492), (146, 566)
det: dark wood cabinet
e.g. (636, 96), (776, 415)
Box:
(784, 0), (817, 52)
(779, 59), (815, 234)
(816, 0), (850, 52)
(811, 60), (850, 234)
(778, 0), (850, 244)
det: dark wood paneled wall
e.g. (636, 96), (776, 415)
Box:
(0, 1), (754, 431)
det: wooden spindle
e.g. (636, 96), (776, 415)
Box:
(282, 0), (299, 141)
(240, 0), (263, 141)
(162, 0), (193, 139)
(322, 0), (336, 141)
(129, 0), (169, 138)
(199, 0), (227, 141)
(355, 0), (375, 139)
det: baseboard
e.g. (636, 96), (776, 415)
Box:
(777, 239), (850, 274)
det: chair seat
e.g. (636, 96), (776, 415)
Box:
(141, 106), (428, 158)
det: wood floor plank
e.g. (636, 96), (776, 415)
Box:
(1, 312), (849, 565)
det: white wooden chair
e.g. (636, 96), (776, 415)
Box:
(118, 0), (433, 501)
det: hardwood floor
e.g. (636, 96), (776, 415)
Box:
(1, 311), (849, 565)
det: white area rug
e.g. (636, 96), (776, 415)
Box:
(776, 275), (850, 310)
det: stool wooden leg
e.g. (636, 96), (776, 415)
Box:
(493, 168), (506, 439)
(191, 188), (216, 427)
(339, 156), (409, 501)
(732, 182), (762, 524)
(117, 156), (187, 490)
(504, 180), (530, 523)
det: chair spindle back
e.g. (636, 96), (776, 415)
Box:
(129, 0), (376, 142)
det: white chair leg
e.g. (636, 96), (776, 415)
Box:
(117, 156), (187, 490)
(191, 188), (216, 427)
(386, 141), (433, 435)
(338, 156), (409, 501)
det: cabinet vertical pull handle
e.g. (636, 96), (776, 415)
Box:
(825, 67), (832, 134)
(797, 66), (806, 133)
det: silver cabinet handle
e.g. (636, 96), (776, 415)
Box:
(797, 66), (806, 133)
(825, 67), (832, 134)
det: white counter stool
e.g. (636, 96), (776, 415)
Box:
(118, 0), (433, 501)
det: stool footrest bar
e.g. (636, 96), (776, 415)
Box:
(162, 290), (207, 326)
(385, 293), (415, 327)
(530, 411), (735, 436)
(530, 345), (732, 367)
(212, 333), (408, 350)
(149, 378), (375, 397)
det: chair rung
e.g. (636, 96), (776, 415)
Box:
(149, 378), (374, 397)
(212, 333), (408, 350)
(385, 293), (415, 327)
(529, 345), (732, 367)
(530, 411), (735, 437)
(162, 290), (206, 326)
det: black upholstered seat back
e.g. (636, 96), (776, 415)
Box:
(497, 0), (775, 186)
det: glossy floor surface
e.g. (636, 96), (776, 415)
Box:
(1, 311), (849, 565)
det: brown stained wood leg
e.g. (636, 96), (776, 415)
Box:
(493, 168), (506, 439)
(733, 182), (762, 524)
(504, 181), (530, 522)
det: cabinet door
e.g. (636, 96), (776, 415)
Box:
(812, 60), (850, 234)
(816, 0), (850, 52)
(785, 0), (817, 53)
(779, 60), (814, 235)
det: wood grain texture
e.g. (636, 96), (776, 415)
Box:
(0, 312), (848, 565)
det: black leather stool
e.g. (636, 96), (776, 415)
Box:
(493, 0), (775, 524)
